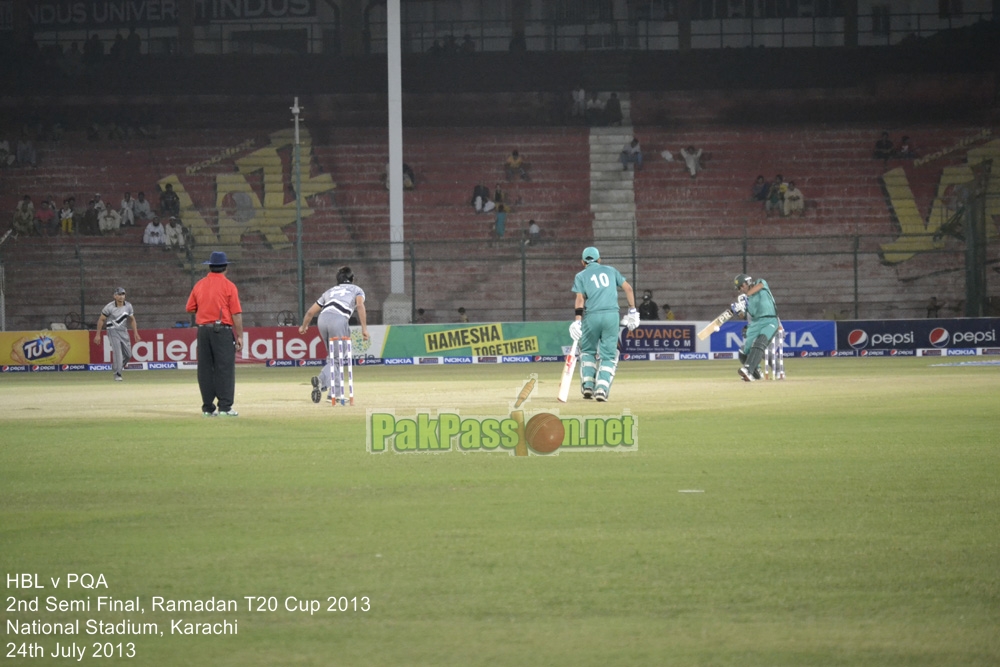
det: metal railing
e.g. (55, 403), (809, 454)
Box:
(22, 11), (995, 57)
(2, 232), (996, 332)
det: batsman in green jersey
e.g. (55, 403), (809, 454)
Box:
(569, 246), (637, 402)
(732, 273), (780, 382)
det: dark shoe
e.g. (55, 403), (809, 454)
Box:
(311, 388), (321, 404)
(582, 385), (594, 399)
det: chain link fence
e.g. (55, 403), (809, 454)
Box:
(2, 230), (997, 332)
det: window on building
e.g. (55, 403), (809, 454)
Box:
(871, 4), (890, 35)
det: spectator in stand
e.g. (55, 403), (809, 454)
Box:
(508, 32), (526, 52)
(80, 199), (101, 235)
(782, 180), (805, 217)
(638, 290), (659, 321)
(109, 32), (125, 60)
(159, 183), (180, 217)
(873, 131), (894, 162)
(133, 191), (153, 221)
(604, 92), (623, 126)
(382, 163), (415, 190)
(457, 307), (469, 323)
(35, 198), (57, 236)
(620, 137), (643, 171)
(98, 203), (122, 235)
(571, 85), (586, 120)
(894, 136), (917, 159)
(585, 91), (605, 126)
(504, 150), (530, 181)
(661, 304), (676, 320)
(15, 132), (36, 167)
(494, 202), (508, 239)
(0, 139), (15, 166)
(125, 27), (141, 57)
(83, 33), (105, 65)
(493, 183), (505, 210)
(751, 175), (769, 202)
(120, 191), (136, 227)
(59, 197), (75, 234)
(165, 216), (187, 249)
(12, 195), (39, 236)
(415, 308), (430, 323)
(765, 174), (785, 216)
(926, 296), (943, 318)
(679, 145), (704, 178)
(93, 192), (106, 213)
(143, 217), (167, 245)
(471, 184), (494, 213)
(527, 219), (540, 244)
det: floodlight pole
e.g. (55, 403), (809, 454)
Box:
(291, 97), (305, 321)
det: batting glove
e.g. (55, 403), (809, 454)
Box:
(624, 308), (640, 331)
(730, 295), (747, 314)
(569, 320), (582, 341)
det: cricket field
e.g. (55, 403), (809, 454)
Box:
(2, 358), (998, 666)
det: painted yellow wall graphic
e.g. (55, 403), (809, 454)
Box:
(153, 128), (336, 260)
(880, 136), (999, 265)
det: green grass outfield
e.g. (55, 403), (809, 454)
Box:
(2, 358), (998, 666)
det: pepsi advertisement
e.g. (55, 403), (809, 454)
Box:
(838, 318), (1000, 352)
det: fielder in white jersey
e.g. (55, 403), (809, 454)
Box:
(299, 266), (370, 403)
(93, 287), (142, 381)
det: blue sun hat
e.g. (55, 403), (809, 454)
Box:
(204, 251), (229, 267)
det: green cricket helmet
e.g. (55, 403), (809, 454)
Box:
(734, 273), (752, 289)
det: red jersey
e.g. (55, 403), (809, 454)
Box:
(186, 272), (242, 326)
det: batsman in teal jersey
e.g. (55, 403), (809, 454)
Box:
(570, 246), (637, 402)
(732, 273), (780, 382)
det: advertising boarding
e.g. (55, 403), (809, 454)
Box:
(837, 318), (1000, 354)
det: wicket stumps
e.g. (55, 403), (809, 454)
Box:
(763, 327), (785, 380)
(328, 336), (355, 406)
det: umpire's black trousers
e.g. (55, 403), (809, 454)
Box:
(197, 324), (236, 413)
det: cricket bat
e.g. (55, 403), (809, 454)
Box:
(556, 340), (579, 403)
(696, 308), (734, 340)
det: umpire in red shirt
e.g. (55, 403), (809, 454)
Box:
(186, 251), (244, 417)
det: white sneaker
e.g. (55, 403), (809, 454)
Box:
(114, 373), (123, 382)
(594, 388), (608, 402)
(738, 366), (754, 382)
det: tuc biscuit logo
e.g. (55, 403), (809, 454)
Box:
(366, 375), (637, 456)
(10, 333), (72, 364)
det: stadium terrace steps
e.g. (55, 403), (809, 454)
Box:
(2, 122), (993, 327)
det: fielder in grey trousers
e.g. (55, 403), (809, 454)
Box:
(93, 287), (141, 381)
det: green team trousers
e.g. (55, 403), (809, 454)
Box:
(580, 310), (620, 394)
